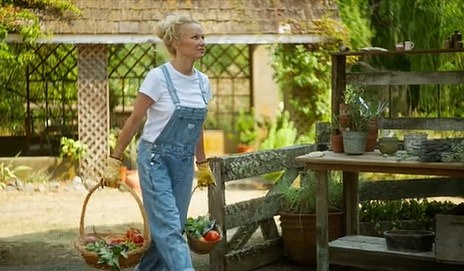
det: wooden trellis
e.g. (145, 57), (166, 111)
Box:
(77, 45), (109, 182)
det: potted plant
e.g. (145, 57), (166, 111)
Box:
(341, 86), (377, 154)
(363, 98), (388, 152)
(235, 109), (258, 152)
(279, 171), (344, 266)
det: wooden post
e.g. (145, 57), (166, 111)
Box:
(208, 157), (227, 271)
(343, 171), (359, 235)
(315, 169), (329, 271)
(331, 54), (346, 118)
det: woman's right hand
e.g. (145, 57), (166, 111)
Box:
(102, 156), (123, 188)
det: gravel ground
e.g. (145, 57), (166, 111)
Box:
(0, 179), (311, 271)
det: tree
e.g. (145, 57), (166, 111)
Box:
(364, 0), (464, 117)
(0, 1), (79, 136)
(0, 0), (80, 64)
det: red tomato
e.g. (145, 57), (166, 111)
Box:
(126, 228), (141, 240)
(126, 228), (144, 244)
(132, 234), (144, 244)
(203, 230), (221, 242)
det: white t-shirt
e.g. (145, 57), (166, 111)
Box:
(139, 62), (212, 142)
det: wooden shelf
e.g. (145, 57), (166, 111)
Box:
(330, 235), (463, 271)
(331, 48), (464, 56)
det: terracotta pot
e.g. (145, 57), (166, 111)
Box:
(338, 103), (352, 130)
(124, 170), (141, 194)
(279, 211), (344, 266)
(237, 143), (253, 153)
(365, 118), (378, 152)
(330, 133), (344, 153)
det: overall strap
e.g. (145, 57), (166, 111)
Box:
(160, 64), (181, 106)
(195, 69), (208, 105)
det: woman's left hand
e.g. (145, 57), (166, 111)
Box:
(196, 161), (216, 188)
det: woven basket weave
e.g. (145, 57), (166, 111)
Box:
(74, 180), (150, 270)
(186, 232), (221, 254)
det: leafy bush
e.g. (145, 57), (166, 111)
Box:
(59, 137), (87, 161)
(359, 198), (457, 233)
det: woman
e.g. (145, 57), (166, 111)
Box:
(103, 14), (214, 271)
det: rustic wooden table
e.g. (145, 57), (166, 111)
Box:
(295, 150), (464, 271)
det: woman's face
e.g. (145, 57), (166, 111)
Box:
(174, 23), (205, 60)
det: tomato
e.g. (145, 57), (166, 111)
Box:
(126, 228), (144, 244)
(132, 234), (144, 244)
(126, 228), (141, 240)
(203, 230), (221, 242)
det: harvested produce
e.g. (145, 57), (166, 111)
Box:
(185, 215), (222, 254)
(203, 229), (221, 241)
(82, 228), (144, 271)
(185, 215), (221, 241)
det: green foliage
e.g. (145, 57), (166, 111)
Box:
(336, 0), (373, 50)
(259, 111), (297, 150)
(59, 137), (87, 161)
(271, 44), (331, 135)
(359, 198), (457, 233)
(344, 85), (388, 131)
(235, 109), (258, 145)
(362, 0), (464, 117)
(0, 1), (80, 136)
(0, 0), (80, 61)
(85, 240), (134, 271)
(22, 169), (51, 184)
(270, 15), (358, 137)
(185, 215), (217, 238)
(280, 171), (342, 213)
(0, 153), (32, 188)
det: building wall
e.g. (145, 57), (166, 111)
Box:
(253, 45), (280, 122)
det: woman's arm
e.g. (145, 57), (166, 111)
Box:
(195, 128), (207, 164)
(111, 93), (153, 159)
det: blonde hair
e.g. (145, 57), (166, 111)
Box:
(157, 14), (201, 56)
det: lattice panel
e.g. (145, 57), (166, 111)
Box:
(77, 45), (109, 183)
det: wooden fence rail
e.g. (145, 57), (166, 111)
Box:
(207, 144), (315, 271)
(204, 143), (464, 271)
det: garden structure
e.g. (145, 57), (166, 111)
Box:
(4, 2), (464, 271)
(303, 48), (464, 271)
(194, 48), (464, 271)
(1, 0), (338, 182)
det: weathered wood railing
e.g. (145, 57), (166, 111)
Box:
(204, 142), (464, 271)
(206, 144), (316, 271)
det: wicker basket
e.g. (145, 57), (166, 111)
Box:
(186, 229), (222, 254)
(74, 180), (150, 270)
(186, 222), (222, 255)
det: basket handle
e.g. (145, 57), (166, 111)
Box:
(78, 178), (150, 243)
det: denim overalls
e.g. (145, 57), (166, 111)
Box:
(135, 64), (208, 271)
